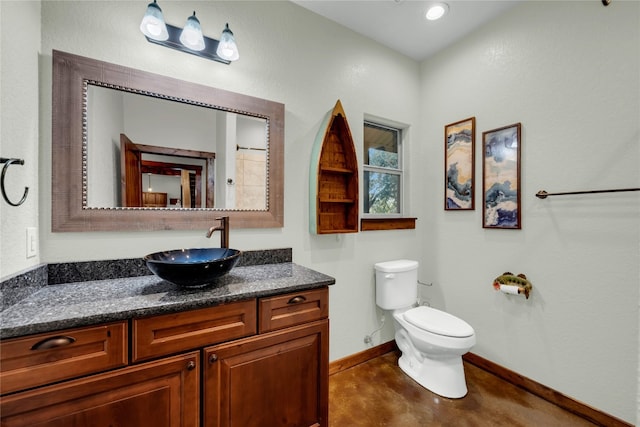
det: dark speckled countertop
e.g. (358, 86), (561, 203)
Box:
(1, 258), (335, 340)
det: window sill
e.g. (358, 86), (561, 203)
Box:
(360, 217), (416, 231)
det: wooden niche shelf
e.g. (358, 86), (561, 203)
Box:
(310, 100), (359, 234)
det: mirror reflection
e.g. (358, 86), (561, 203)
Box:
(86, 84), (268, 210)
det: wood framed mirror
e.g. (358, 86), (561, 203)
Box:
(52, 50), (284, 231)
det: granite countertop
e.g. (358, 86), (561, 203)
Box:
(0, 262), (335, 340)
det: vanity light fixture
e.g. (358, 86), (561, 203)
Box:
(139, 1), (239, 64)
(425, 2), (449, 21)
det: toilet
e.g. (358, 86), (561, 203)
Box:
(375, 259), (476, 398)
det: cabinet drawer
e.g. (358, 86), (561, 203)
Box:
(133, 299), (257, 362)
(0, 321), (127, 395)
(259, 287), (329, 333)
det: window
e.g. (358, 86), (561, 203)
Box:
(363, 121), (403, 216)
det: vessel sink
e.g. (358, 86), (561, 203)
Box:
(144, 248), (241, 288)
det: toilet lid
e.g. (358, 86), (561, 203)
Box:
(403, 306), (474, 338)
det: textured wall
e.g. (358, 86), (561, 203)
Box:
(0, 1), (40, 278)
(419, 1), (639, 423)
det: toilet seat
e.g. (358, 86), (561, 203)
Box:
(403, 306), (474, 338)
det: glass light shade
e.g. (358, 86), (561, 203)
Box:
(140, 0), (169, 41)
(179, 12), (206, 51)
(216, 23), (240, 62)
(426, 3), (449, 20)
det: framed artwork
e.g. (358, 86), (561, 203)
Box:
(482, 123), (521, 229)
(444, 117), (475, 210)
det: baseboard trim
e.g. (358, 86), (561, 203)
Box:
(463, 352), (632, 427)
(329, 341), (397, 376)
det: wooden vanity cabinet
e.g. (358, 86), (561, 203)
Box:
(0, 287), (329, 427)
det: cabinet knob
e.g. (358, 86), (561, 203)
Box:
(186, 360), (196, 371)
(288, 295), (307, 304)
(209, 354), (218, 363)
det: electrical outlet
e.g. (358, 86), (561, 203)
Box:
(26, 227), (37, 258)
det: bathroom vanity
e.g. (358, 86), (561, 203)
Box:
(0, 252), (334, 427)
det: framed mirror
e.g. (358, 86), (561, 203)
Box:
(52, 50), (284, 231)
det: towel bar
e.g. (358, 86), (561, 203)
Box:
(535, 188), (640, 199)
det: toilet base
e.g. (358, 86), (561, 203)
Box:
(397, 351), (469, 399)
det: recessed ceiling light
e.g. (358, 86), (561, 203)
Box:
(426, 2), (449, 21)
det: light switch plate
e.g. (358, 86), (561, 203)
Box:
(26, 227), (37, 258)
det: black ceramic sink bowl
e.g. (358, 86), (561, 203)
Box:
(144, 248), (241, 288)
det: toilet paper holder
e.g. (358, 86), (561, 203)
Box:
(492, 272), (533, 299)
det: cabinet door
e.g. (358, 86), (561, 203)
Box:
(204, 320), (328, 427)
(0, 352), (200, 427)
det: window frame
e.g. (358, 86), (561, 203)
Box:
(362, 120), (404, 218)
(360, 117), (416, 231)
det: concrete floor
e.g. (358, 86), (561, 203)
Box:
(329, 351), (596, 427)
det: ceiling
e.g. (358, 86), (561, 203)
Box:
(292, 1), (519, 61)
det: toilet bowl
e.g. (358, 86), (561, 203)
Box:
(375, 260), (476, 398)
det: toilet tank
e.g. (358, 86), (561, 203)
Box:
(374, 259), (419, 310)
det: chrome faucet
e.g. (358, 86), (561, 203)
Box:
(206, 216), (230, 248)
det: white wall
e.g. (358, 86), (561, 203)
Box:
(419, 1), (639, 423)
(0, 1), (40, 277)
(1, 0), (638, 424)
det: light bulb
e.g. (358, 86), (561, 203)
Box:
(426, 3), (449, 21)
(179, 12), (205, 51)
(216, 23), (239, 61)
(140, 0), (169, 41)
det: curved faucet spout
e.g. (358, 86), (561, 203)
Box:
(206, 216), (230, 248)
